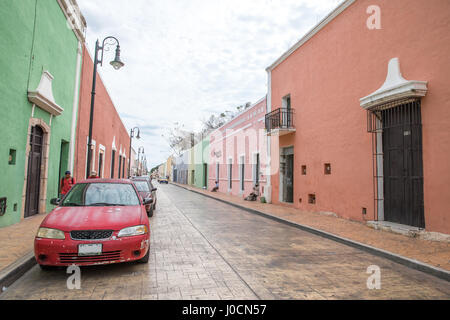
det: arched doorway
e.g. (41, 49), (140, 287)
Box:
(25, 125), (44, 217)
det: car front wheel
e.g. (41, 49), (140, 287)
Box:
(137, 247), (150, 263)
(147, 205), (154, 217)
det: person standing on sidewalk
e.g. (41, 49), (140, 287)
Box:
(60, 171), (75, 198)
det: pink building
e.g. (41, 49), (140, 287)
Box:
(265, 0), (450, 236)
(209, 97), (268, 199)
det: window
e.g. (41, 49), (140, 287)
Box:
(240, 155), (245, 192)
(216, 163), (220, 181)
(9, 149), (16, 165)
(133, 180), (150, 192)
(61, 183), (140, 207)
(111, 150), (116, 178)
(253, 153), (260, 184)
(228, 159), (232, 190)
(118, 155), (122, 178)
(324, 163), (331, 175)
(122, 157), (126, 178)
(98, 152), (104, 178)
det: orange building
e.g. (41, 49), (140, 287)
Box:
(74, 45), (130, 181)
(265, 0), (450, 235)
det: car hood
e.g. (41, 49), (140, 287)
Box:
(41, 206), (143, 232)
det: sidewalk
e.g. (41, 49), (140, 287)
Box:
(171, 182), (450, 272)
(0, 213), (46, 274)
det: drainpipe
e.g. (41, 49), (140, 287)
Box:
(68, 41), (83, 173)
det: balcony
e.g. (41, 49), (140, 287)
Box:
(265, 108), (295, 136)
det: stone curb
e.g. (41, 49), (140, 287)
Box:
(0, 251), (36, 293)
(170, 183), (450, 282)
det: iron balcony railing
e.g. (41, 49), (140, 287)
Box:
(265, 108), (295, 132)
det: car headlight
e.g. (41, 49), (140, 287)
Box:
(118, 225), (148, 238)
(36, 228), (66, 240)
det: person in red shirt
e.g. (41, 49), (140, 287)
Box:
(60, 171), (75, 198)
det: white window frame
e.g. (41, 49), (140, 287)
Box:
(98, 144), (106, 178)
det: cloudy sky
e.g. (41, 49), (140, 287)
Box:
(76, 0), (343, 169)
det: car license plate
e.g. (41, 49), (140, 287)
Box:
(78, 244), (102, 256)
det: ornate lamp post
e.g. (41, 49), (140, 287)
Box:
(128, 127), (140, 178)
(86, 36), (125, 178)
(137, 147), (145, 176)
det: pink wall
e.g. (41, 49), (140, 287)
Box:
(269, 0), (450, 233)
(209, 98), (268, 198)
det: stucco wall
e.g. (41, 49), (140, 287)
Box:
(268, 0), (450, 233)
(0, 0), (80, 227)
(208, 98), (268, 198)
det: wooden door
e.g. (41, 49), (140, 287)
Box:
(25, 126), (43, 217)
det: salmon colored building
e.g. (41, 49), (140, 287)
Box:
(209, 97), (268, 198)
(264, 0), (450, 236)
(74, 45), (130, 181)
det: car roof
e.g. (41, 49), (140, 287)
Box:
(131, 177), (150, 181)
(77, 178), (134, 184)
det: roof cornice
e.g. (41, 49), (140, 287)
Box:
(57, 0), (87, 43)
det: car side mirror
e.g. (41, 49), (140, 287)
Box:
(50, 198), (61, 206)
(152, 188), (157, 192)
(144, 198), (153, 205)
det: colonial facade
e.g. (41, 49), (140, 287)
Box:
(0, 0), (86, 227)
(209, 97), (268, 198)
(73, 44), (130, 181)
(265, 0), (450, 234)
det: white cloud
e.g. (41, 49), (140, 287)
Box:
(77, 0), (343, 169)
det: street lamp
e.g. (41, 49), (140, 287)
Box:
(86, 36), (125, 178)
(128, 127), (140, 178)
(138, 147), (145, 176)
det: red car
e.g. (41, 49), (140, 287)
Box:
(131, 177), (157, 217)
(34, 179), (151, 269)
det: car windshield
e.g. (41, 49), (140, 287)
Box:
(61, 183), (140, 207)
(133, 180), (150, 192)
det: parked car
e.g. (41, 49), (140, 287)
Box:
(34, 179), (151, 269)
(131, 176), (157, 217)
(158, 176), (169, 184)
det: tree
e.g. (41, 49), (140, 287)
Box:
(162, 122), (196, 157)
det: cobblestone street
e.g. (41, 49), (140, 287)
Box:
(1, 184), (449, 300)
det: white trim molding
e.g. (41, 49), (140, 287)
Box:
(57, 0), (87, 42)
(28, 71), (64, 116)
(360, 58), (428, 110)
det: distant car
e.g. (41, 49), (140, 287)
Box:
(131, 177), (157, 217)
(34, 179), (151, 269)
(158, 177), (169, 184)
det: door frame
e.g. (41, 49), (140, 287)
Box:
(279, 146), (294, 203)
(21, 118), (51, 219)
(369, 98), (425, 228)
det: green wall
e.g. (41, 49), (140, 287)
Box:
(193, 136), (210, 189)
(0, 0), (81, 227)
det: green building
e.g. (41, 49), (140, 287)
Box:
(193, 135), (210, 189)
(0, 0), (86, 227)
